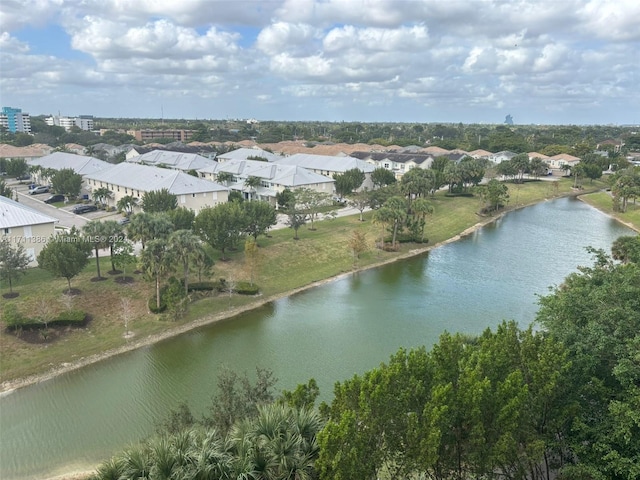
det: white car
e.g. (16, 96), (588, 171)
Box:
(29, 186), (49, 195)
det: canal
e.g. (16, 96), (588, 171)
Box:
(0, 197), (635, 479)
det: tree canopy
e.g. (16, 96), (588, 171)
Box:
(141, 188), (178, 213)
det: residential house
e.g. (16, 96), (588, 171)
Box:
(126, 129), (194, 142)
(527, 152), (550, 161)
(84, 163), (228, 214)
(27, 152), (112, 188)
(198, 159), (335, 205)
(489, 151), (518, 164)
(421, 146), (450, 157)
(548, 153), (581, 169)
(0, 143), (53, 161)
(596, 139), (624, 153)
(216, 147), (282, 163)
(446, 152), (468, 163)
(126, 143), (218, 160)
(0, 195), (57, 266)
(62, 144), (87, 155)
(350, 151), (434, 179)
(126, 150), (216, 172)
(273, 153), (375, 190)
(468, 149), (493, 160)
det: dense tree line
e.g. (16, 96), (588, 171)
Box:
(89, 235), (640, 480)
(3, 118), (637, 161)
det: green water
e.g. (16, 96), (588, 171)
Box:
(0, 197), (635, 479)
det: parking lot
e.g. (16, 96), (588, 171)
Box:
(9, 180), (121, 230)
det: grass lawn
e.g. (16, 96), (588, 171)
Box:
(579, 191), (640, 231)
(0, 178), (605, 385)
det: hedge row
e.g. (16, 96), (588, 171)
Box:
(4, 308), (87, 331)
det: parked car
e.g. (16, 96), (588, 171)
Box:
(16, 174), (31, 181)
(44, 194), (65, 204)
(29, 186), (49, 195)
(72, 204), (98, 214)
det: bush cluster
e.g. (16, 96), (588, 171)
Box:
(3, 306), (87, 331)
(234, 282), (260, 295)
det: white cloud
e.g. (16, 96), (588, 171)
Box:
(0, 32), (30, 53)
(256, 22), (321, 56)
(0, 0), (63, 31)
(0, 0), (637, 123)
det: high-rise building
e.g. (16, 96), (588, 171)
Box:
(45, 114), (94, 132)
(1, 107), (32, 133)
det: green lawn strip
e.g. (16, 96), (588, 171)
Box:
(579, 191), (640, 231)
(0, 179), (583, 384)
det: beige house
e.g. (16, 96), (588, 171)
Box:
(468, 149), (493, 160)
(0, 143), (53, 161)
(84, 163), (229, 214)
(527, 152), (550, 161)
(1, 195), (57, 266)
(548, 153), (581, 169)
(198, 159), (335, 205)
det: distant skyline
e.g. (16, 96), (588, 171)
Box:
(1, 0), (638, 125)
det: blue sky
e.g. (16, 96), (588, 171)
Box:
(1, 0), (638, 124)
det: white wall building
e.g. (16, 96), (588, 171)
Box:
(198, 159), (335, 205)
(1, 195), (57, 266)
(273, 154), (375, 191)
(85, 163), (229, 214)
(45, 115), (94, 132)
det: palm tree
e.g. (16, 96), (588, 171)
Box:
(168, 229), (204, 295)
(216, 171), (234, 186)
(92, 187), (113, 207)
(382, 196), (407, 248)
(139, 238), (172, 310)
(230, 404), (321, 480)
(82, 220), (110, 279)
(100, 220), (125, 272)
(120, 445), (152, 479)
(184, 428), (234, 480)
(117, 195), (137, 216)
(244, 176), (261, 201)
(412, 197), (434, 243)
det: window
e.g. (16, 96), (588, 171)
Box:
(3, 228), (10, 235)
(181, 195), (186, 204)
(192, 193), (196, 198)
(23, 226), (32, 238)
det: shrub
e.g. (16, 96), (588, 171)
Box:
(188, 281), (215, 291)
(4, 308), (88, 331)
(148, 295), (167, 313)
(50, 309), (87, 327)
(216, 278), (228, 292)
(235, 281), (260, 295)
(2, 304), (25, 329)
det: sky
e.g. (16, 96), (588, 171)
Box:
(0, 0), (639, 125)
